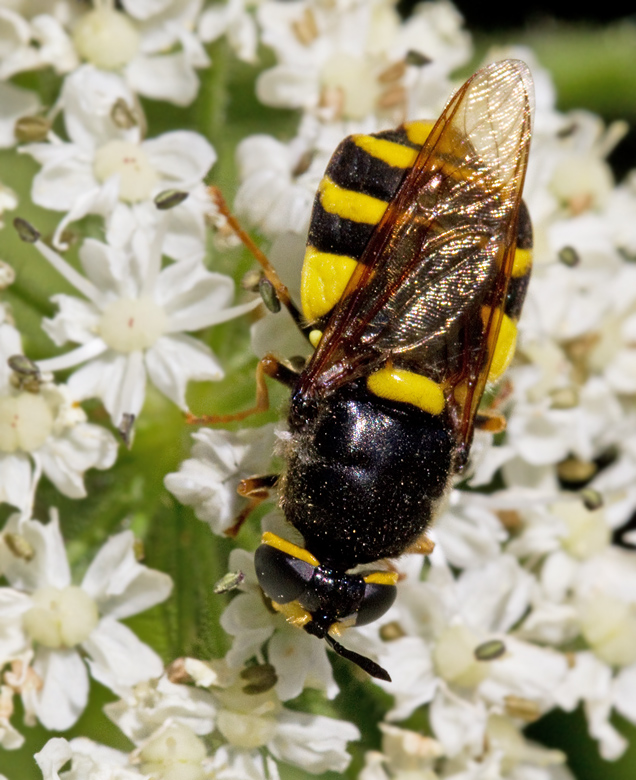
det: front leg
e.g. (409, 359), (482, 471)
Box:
(224, 474), (280, 537)
(187, 353), (300, 425)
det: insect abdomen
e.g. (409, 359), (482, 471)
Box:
(283, 383), (455, 569)
(301, 123), (433, 323)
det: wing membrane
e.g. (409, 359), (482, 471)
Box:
(300, 59), (533, 448)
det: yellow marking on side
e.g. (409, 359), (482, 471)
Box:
(319, 176), (388, 224)
(352, 134), (418, 168)
(404, 535), (435, 555)
(453, 381), (468, 406)
(308, 329), (323, 348)
(367, 365), (445, 415)
(261, 531), (320, 567)
(271, 600), (312, 628)
(512, 247), (532, 278)
(403, 120), (435, 146)
(363, 571), (399, 586)
(328, 619), (355, 636)
(482, 308), (518, 382)
(301, 245), (359, 321)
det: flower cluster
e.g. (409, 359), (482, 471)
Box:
(0, 0), (635, 779)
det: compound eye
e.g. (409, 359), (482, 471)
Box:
(255, 544), (315, 604)
(355, 581), (397, 626)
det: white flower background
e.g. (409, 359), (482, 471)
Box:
(0, 1), (635, 779)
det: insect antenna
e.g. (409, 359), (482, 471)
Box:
(325, 634), (391, 682)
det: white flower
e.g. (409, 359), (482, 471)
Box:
(0, 307), (118, 515)
(371, 556), (567, 758)
(0, 81), (40, 149)
(432, 490), (508, 570)
(198, 0), (258, 63)
(255, 0), (470, 123)
(0, 8), (77, 79)
(22, 64), (216, 257)
(67, 0), (209, 105)
(24, 229), (259, 430)
(104, 673), (217, 744)
(234, 123), (324, 238)
(35, 736), (143, 780)
(0, 682), (24, 750)
(0, 181), (18, 226)
(360, 723), (442, 780)
(164, 424), (278, 536)
(247, 232), (314, 365)
(106, 661), (359, 778)
(0, 513), (173, 730)
(359, 718), (570, 780)
(220, 545), (339, 702)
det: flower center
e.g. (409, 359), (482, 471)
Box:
(320, 53), (379, 120)
(0, 393), (54, 453)
(216, 710), (278, 749)
(579, 592), (636, 667)
(215, 686), (280, 749)
(98, 297), (168, 353)
(553, 501), (610, 561)
(23, 586), (99, 649)
(72, 7), (140, 70)
(93, 141), (159, 203)
(138, 723), (207, 780)
(550, 153), (613, 214)
(432, 624), (489, 688)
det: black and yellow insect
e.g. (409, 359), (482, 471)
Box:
(217, 59), (534, 681)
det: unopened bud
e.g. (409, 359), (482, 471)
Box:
(111, 98), (138, 129)
(474, 639), (506, 661)
(240, 663), (277, 694)
(154, 189), (189, 211)
(13, 218), (40, 244)
(14, 115), (51, 143)
(259, 278), (281, 313)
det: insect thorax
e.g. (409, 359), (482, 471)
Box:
(282, 381), (456, 569)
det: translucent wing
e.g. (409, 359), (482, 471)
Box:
(298, 59), (533, 456)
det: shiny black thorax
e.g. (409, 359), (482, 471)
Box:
(281, 381), (456, 570)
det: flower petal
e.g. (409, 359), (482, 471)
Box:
(61, 64), (139, 149)
(34, 738), (73, 780)
(104, 674), (217, 743)
(145, 335), (223, 409)
(269, 709), (360, 775)
(81, 530), (172, 619)
(126, 52), (199, 106)
(66, 352), (146, 427)
(0, 589), (31, 663)
(143, 131), (216, 186)
(0, 81), (39, 148)
(38, 423), (118, 499)
(155, 255), (233, 315)
(33, 647), (89, 730)
(0, 452), (34, 514)
(1, 513), (71, 591)
(269, 627), (338, 701)
(84, 617), (164, 692)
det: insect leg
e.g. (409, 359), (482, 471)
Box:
(209, 186), (312, 340)
(187, 353), (301, 425)
(474, 411), (507, 434)
(403, 533), (435, 556)
(224, 474), (279, 537)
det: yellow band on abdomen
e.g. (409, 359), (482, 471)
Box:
(301, 245), (359, 321)
(367, 365), (445, 415)
(482, 308), (518, 382)
(352, 134), (419, 168)
(319, 177), (388, 224)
